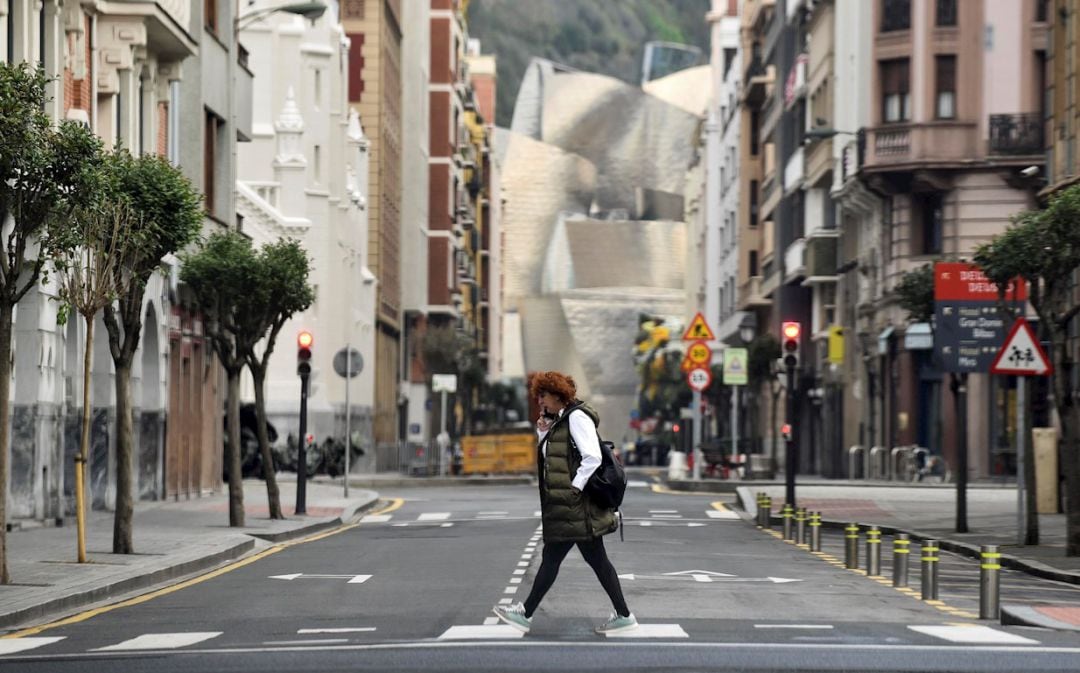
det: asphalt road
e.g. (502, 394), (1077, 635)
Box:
(3, 480), (1080, 672)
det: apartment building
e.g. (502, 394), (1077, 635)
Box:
(1, 0), (235, 519)
(341, 0), (404, 446)
(236, 5), (377, 458)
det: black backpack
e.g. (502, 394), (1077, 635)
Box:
(585, 437), (627, 510)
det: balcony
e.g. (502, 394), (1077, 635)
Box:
(862, 121), (978, 171)
(840, 132), (865, 182)
(988, 113), (1044, 156)
(742, 57), (772, 107)
(783, 145), (804, 195)
(804, 235), (838, 285)
(783, 238), (806, 283)
(738, 276), (772, 308)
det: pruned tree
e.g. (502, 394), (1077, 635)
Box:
(181, 232), (257, 527)
(52, 198), (141, 562)
(99, 150), (202, 553)
(240, 239), (314, 519)
(974, 184), (1080, 554)
(895, 263), (936, 323)
(0, 62), (103, 582)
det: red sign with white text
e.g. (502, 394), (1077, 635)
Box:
(933, 262), (1027, 302)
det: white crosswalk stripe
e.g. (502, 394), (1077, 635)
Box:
(0, 637), (65, 655)
(93, 632), (223, 651)
(907, 625), (1040, 645)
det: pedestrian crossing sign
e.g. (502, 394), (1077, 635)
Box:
(682, 312), (715, 341)
(990, 318), (1052, 376)
(723, 348), (748, 386)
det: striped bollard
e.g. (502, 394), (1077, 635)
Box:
(756, 493), (767, 527)
(980, 545), (1001, 619)
(892, 534), (910, 587)
(844, 523), (859, 569)
(866, 526), (882, 576)
(921, 540), (939, 600)
(762, 496), (773, 529)
(781, 504), (794, 540)
(809, 511), (822, 552)
(795, 507), (807, 545)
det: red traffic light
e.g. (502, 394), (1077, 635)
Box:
(781, 322), (801, 341)
(297, 330), (314, 348)
(781, 423), (792, 440)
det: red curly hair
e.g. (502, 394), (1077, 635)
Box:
(528, 370), (577, 405)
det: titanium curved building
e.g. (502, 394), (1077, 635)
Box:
(501, 58), (704, 437)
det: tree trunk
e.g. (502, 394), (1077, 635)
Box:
(0, 303), (14, 583)
(1049, 326), (1080, 555)
(112, 361), (135, 553)
(78, 313), (94, 563)
(251, 365), (282, 519)
(225, 367), (245, 527)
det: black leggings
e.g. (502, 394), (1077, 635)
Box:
(522, 537), (630, 618)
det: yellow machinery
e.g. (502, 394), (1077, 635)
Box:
(461, 432), (536, 475)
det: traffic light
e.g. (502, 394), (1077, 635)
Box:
(781, 321), (801, 369)
(297, 330), (313, 376)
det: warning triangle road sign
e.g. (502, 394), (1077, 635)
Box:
(990, 318), (1052, 376)
(682, 312), (716, 341)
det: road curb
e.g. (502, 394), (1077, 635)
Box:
(250, 493), (380, 543)
(1001, 604), (1080, 631)
(0, 538), (256, 631)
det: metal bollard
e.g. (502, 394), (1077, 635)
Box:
(921, 540), (939, 600)
(781, 504), (794, 540)
(795, 507), (807, 545)
(757, 493), (768, 527)
(755, 493), (764, 526)
(893, 534), (910, 587)
(980, 544), (1001, 619)
(844, 523), (859, 569)
(762, 496), (773, 529)
(809, 511), (822, 552)
(866, 526), (882, 576)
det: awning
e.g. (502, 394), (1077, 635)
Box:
(878, 325), (895, 355)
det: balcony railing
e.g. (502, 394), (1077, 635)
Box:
(988, 113), (1044, 155)
(863, 121), (978, 169)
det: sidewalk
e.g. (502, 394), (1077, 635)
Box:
(692, 477), (1080, 632)
(0, 477), (378, 631)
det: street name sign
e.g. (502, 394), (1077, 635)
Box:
(990, 318), (1052, 376)
(934, 262), (1025, 372)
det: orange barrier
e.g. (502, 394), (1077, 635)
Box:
(461, 433), (536, 475)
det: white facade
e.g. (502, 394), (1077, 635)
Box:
(237, 3), (377, 458)
(702, 2), (743, 346)
(400, 0), (431, 444)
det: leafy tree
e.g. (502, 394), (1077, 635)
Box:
(422, 325), (484, 435)
(0, 63), (103, 582)
(52, 198), (140, 562)
(97, 150), (202, 553)
(748, 334), (781, 462)
(895, 263), (936, 323)
(974, 184), (1080, 554)
(181, 232), (258, 527)
(240, 239), (314, 519)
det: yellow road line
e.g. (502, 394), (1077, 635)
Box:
(5, 498), (405, 639)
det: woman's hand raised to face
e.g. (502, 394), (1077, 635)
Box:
(536, 414), (553, 433)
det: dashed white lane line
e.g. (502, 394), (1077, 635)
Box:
(360, 514), (392, 523)
(439, 625), (525, 640)
(754, 624), (834, 630)
(94, 632), (223, 651)
(649, 510), (678, 514)
(604, 624), (689, 639)
(0, 637), (65, 655)
(265, 639), (349, 645)
(417, 512), (451, 521)
(908, 625), (1040, 645)
(706, 510), (740, 519)
(503, 587), (518, 594)
(297, 628), (376, 634)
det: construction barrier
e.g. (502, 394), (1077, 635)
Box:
(460, 433), (536, 475)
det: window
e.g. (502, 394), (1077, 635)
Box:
(935, 55), (956, 119)
(750, 109), (760, 155)
(915, 192), (944, 255)
(723, 47), (736, 78)
(880, 58), (910, 123)
(314, 145), (321, 184)
(204, 0), (218, 35)
(749, 250), (759, 277)
(749, 180), (759, 227)
(881, 0), (911, 32)
(936, 0), (957, 26)
(204, 110), (222, 215)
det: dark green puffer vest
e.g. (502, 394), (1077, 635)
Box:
(537, 402), (618, 543)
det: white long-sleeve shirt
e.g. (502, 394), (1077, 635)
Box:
(536, 407), (602, 491)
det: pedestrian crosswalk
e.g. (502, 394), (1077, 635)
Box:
(359, 507), (742, 526)
(0, 622), (1051, 657)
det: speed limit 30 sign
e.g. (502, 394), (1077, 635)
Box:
(687, 367), (712, 392)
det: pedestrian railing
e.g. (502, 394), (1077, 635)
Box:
(868, 446), (888, 479)
(848, 445), (865, 479)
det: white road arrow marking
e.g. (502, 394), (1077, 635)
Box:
(618, 574), (801, 584)
(665, 569), (736, 579)
(636, 521), (707, 527)
(270, 573), (372, 584)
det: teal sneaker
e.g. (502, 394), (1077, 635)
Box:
(595, 612), (638, 635)
(492, 602), (531, 633)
